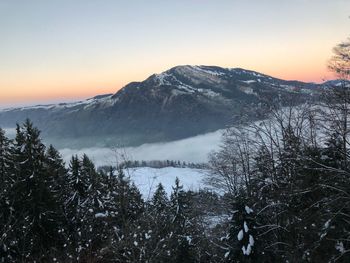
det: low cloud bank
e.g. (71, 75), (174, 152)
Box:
(59, 129), (224, 167)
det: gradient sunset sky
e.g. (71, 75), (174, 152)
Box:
(0, 0), (349, 107)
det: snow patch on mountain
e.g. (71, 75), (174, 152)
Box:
(0, 94), (116, 112)
(191, 65), (225, 76)
(153, 70), (198, 93)
(83, 95), (117, 109)
(172, 65), (225, 85)
(241, 80), (256, 84)
(238, 86), (257, 96)
(154, 72), (172, 86)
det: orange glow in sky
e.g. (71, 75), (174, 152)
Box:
(0, 0), (348, 107)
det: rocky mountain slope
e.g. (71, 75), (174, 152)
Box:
(0, 65), (322, 147)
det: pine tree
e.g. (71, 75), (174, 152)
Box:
(0, 128), (15, 261)
(146, 183), (172, 262)
(64, 154), (110, 261)
(65, 155), (88, 261)
(9, 120), (62, 260)
(0, 128), (12, 184)
(152, 183), (170, 220)
(80, 154), (109, 259)
(226, 195), (256, 263)
(44, 144), (67, 213)
(168, 178), (196, 263)
(105, 168), (145, 262)
(45, 145), (67, 188)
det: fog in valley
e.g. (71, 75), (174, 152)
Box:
(58, 129), (223, 167)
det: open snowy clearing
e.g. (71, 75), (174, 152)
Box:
(124, 167), (212, 199)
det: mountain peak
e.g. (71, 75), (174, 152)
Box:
(149, 65), (279, 88)
(0, 65), (331, 148)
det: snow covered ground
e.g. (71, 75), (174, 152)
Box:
(124, 167), (211, 199)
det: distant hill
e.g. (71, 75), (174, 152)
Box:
(0, 65), (325, 148)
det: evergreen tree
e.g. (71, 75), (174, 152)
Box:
(103, 168), (145, 262)
(0, 128), (15, 261)
(9, 120), (62, 260)
(168, 178), (197, 263)
(226, 195), (256, 263)
(80, 154), (109, 260)
(0, 128), (12, 184)
(65, 155), (89, 261)
(44, 144), (67, 212)
(147, 183), (172, 262)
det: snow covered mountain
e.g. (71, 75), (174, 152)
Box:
(0, 65), (323, 147)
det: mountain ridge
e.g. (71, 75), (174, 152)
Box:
(0, 65), (326, 112)
(0, 65), (329, 148)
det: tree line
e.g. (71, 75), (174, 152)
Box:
(0, 120), (232, 262)
(104, 160), (207, 170)
(206, 38), (350, 262)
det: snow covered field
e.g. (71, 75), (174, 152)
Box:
(124, 167), (211, 199)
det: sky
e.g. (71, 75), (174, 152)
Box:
(0, 0), (349, 107)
